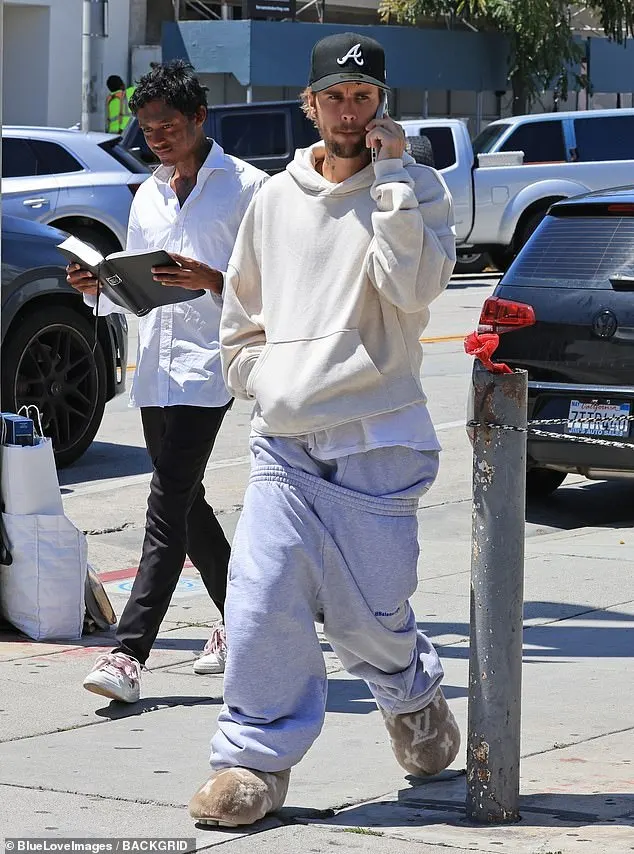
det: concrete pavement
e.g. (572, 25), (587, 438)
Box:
(1, 448), (633, 851)
(1, 281), (632, 851)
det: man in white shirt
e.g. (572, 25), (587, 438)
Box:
(188, 33), (460, 827)
(67, 60), (267, 703)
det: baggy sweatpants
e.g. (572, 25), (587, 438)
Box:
(210, 434), (445, 773)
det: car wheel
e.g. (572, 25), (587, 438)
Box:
(455, 252), (490, 275)
(518, 209), (548, 251)
(526, 468), (566, 500)
(406, 136), (435, 167)
(489, 248), (514, 273)
(2, 306), (107, 468)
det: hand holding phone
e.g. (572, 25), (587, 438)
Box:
(370, 94), (388, 164)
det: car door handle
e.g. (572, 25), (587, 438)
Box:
(23, 198), (49, 208)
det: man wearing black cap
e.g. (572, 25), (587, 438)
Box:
(189, 32), (459, 826)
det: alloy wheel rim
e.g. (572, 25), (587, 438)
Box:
(13, 323), (99, 454)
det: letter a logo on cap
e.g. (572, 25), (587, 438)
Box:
(336, 44), (364, 66)
(309, 33), (388, 92)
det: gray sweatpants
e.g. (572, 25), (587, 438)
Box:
(210, 435), (444, 772)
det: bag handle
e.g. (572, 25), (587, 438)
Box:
(0, 428), (12, 564)
(17, 405), (45, 438)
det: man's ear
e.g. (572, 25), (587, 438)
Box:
(194, 106), (207, 127)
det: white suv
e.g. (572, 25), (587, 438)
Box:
(1, 127), (150, 255)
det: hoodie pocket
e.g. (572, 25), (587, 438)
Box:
(245, 345), (272, 397)
(248, 329), (383, 434)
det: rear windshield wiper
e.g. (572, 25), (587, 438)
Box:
(609, 274), (634, 291)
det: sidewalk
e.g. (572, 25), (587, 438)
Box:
(0, 499), (632, 851)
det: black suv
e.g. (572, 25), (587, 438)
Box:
(478, 187), (634, 497)
(1, 216), (127, 467)
(121, 100), (320, 174)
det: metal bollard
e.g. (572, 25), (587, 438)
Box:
(466, 363), (528, 824)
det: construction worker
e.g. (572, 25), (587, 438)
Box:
(106, 75), (135, 133)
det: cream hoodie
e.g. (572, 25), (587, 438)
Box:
(220, 142), (456, 436)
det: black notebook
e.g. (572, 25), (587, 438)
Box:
(57, 235), (206, 316)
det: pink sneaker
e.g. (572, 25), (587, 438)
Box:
(193, 623), (227, 675)
(83, 652), (141, 703)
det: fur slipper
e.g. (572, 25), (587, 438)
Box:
(380, 688), (460, 777)
(189, 767), (291, 826)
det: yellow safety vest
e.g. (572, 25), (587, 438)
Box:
(106, 86), (135, 134)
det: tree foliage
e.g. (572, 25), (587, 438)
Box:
(378, 0), (634, 113)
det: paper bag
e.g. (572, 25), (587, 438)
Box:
(0, 512), (87, 640)
(0, 437), (63, 516)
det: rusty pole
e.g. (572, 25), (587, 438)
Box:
(466, 363), (528, 823)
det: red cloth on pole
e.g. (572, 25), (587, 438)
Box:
(464, 332), (513, 374)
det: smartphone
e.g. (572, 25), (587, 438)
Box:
(371, 93), (389, 163)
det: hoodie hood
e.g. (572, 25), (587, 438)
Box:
(286, 141), (417, 196)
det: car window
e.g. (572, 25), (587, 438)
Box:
(219, 112), (287, 158)
(30, 140), (83, 174)
(573, 116), (634, 162)
(500, 120), (566, 163)
(98, 139), (151, 174)
(472, 123), (511, 156)
(2, 138), (38, 178)
(417, 127), (456, 170)
(504, 213), (634, 289)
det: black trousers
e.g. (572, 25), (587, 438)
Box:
(113, 403), (231, 665)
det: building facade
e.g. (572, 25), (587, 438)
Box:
(4, 0), (634, 132)
(2, 0), (130, 129)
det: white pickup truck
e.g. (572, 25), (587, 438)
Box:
(401, 108), (634, 271)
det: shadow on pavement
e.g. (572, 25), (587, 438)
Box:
(58, 441), (151, 489)
(324, 679), (467, 715)
(526, 479), (634, 530)
(0, 626), (210, 655)
(306, 785), (634, 829)
(94, 694), (222, 720)
(446, 278), (499, 291)
(420, 600), (634, 661)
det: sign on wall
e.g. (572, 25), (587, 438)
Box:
(243, 0), (296, 21)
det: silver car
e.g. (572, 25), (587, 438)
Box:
(1, 127), (150, 255)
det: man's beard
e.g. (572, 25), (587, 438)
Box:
(321, 129), (368, 160)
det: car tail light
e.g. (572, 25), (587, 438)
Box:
(128, 182), (143, 196)
(478, 297), (536, 334)
(607, 204), (634, 213)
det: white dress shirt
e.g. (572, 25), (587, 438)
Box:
(91, 142), (268, 409)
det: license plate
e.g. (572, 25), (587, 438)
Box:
(567, 400), (631, 438)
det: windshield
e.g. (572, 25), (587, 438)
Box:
(472, 123), (510, 155)
(504, 212), (634, 290)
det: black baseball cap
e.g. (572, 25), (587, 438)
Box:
(309, 32), (389, 93)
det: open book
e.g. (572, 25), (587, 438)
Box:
(57, 235), (205, 316)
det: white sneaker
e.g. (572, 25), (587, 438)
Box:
(83, 652), (141, 703)
(193, 623), (227, 675)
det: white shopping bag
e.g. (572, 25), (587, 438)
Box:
(0, 437), (63, 515)
(0, 512), (87, 640)
(1, 407), (62, 516)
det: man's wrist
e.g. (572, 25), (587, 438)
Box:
(207, 269), (224, 294)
